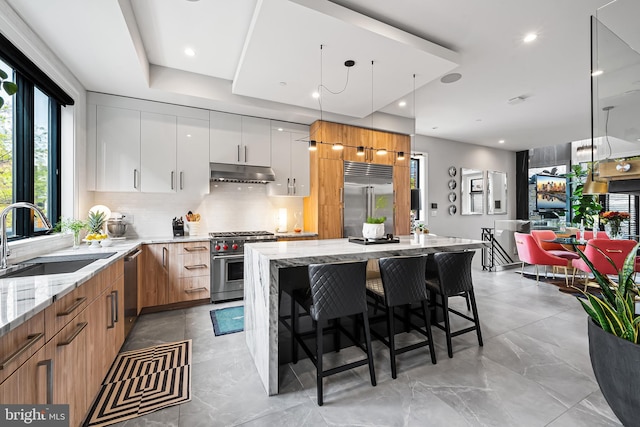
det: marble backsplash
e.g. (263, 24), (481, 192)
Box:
(92, 182), (304, 238)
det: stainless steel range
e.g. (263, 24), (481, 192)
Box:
(210, 231), (277, 302)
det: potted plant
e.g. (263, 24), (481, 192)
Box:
(568, 164), (602, 229)
(363, 216), (386, 239)
(599, 211), (630, 239)
(55, 218), (87, 249)
(574, 243), (640, 426)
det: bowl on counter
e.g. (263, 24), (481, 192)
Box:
(107, 219), (127, 238)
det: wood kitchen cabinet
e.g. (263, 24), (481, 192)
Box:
(210, 111), (271, 167)
(269, 122), (310, 197)
(140, 241), (210, 309)
(0, 258), (126, 427)
(140, 243), (169, 308)
(168, 242), (210, 302)
(304, 120), (411, 238)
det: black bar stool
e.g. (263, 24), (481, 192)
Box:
(366, 255), (437, 379)
(425, 251), (483, 358)
(291, 260), (376, 406)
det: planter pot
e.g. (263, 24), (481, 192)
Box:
(362, 223), (385, 239)
(588, 318), (640, 425)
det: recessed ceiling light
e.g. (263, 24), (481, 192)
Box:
(186, 134), (192, 138)
(312, 91), (320, 99)
(184, 47), (195, 57)
(277, 128), (283, 132)
(279, 82), (287, 86)
(499, 140), (505, 144)
(440, 73), (462, 84)
(398, 101), (406, 107)
(591, 70), (604, 77)
(523, 33), (538, 43)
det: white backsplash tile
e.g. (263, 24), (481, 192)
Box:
(92, 182), (304, 238)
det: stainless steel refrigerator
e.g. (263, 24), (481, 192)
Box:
(343, 161), (394, 237)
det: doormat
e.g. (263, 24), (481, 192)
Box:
(210, 306), (244, 336)
(84, 340), (191, 427)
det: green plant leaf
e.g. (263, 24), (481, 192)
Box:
(584, 293), (613, 333)
(0, 69), (7, 80)
(2, 81), (17, 95)
(575, 246), (617, 306)
(576, 295), (601, 323)
(0, 98), (3, 109)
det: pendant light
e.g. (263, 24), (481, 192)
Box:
(583, 17), (608, 195)
(410, 73), (422, 210)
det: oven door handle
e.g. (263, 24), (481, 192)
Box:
(212, 254), (245, 260)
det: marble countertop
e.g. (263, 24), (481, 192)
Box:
(245, 234), (487, 267)
(274, 232), (318, 239)
(0, 235), (211, 336)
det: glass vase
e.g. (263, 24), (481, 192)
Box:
(605, 222), (622, 239)
(73, 231), (81, 249)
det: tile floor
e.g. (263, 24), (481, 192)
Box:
(113, 267), (622, 427)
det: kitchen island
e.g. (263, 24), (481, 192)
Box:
(243, 234), (488, 395)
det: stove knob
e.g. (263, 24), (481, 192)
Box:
(214, 244), (221, 251)
(232, 243), (238, 250)
(222, 244), (229, 250)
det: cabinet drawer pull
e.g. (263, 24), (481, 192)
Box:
(237, 145), (240, 162)
(107, 293), (115, 329)
(57, 296), (87, 317)
(185, 287), (208, 294)
(245, 145), (248, 163)
(180, 171), (184, 190)
(0, 332), (44, 369)
(112, 290), (119, 323)
(171, 171), (175, 190)
(184, 246), (207, 252)
(134, 169), (139, 189)
(57, 322), (88, 347)
(184, 264), (208, 270)
(37, 359), (54, 404)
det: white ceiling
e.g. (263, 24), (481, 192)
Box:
(6, 0), (638, 152)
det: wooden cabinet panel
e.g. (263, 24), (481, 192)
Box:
(0, 345), (49, 405)
(0, 311), (45, 384)
(171, 276), (210, 302)
(47, 313), (88, 427)
(319, 205), (343, 239)
(140, 244), (169, 308)
(85, 288), (110, 396)
(318, 158), (343, 206)
(45, 277), (99, 342)
(394, 165), (411, 236)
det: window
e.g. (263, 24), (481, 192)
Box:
(0, 33), (73, 239)
(410, 157), (420, 220)
(604, 194), (638, 238)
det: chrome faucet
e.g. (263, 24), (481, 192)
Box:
(0, 202), (53, 269)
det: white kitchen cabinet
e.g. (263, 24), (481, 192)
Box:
(210, 112), (270, 166)
(96, 105), (141, 192)
(141, 112), (177, 193)
(177, 116), (210, 195)
(269, 125), (309, 197)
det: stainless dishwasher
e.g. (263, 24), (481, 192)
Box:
(124, 248), (141, 337)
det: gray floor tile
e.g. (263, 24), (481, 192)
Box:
(107, 267), (620, 427)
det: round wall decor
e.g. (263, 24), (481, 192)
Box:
(448, 179), (457, 190)
(449, 205), (457, 215)
(448, 166), (457, 177)
(448, 192), (457, 202)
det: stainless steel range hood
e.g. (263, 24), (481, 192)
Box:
(210, 162), (275, 183)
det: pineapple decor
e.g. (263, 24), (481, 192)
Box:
(86, 210), (107, 240)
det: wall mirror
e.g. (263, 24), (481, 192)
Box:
(487, 170), (507, 214)
(461, 168), (484, 215)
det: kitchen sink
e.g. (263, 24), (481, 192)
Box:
(0, 252), (117, 279)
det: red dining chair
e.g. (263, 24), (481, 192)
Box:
(572, 239), (637, 288)
(530, 230), (580, 280)
(514, 232), (573, 285)
(577, 230), (610, 240)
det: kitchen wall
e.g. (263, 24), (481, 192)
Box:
(93, 184), (303, 238)
(415, 134), (516, 240)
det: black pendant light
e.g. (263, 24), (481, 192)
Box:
(410, 73), (422, 211)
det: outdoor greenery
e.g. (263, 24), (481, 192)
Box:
(568, 164), (602, 228)
(0, 68), (17, 109)
(576, 243), (640, 344)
